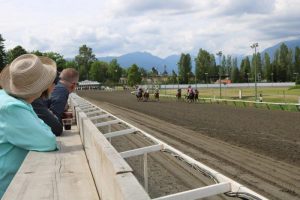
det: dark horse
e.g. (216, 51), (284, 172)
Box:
(143, 91), (149, 101)
(136, 90), (143, 101)
(176, 89), (182, 101)
(186, 92), (195, 103)
(154, 91), (159, 102)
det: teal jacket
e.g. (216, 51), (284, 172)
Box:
(0, 90), (57, 198)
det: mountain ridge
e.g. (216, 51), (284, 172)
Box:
(97, 39), (300, 73)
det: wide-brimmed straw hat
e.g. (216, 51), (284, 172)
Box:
(0, 54), (57, 99)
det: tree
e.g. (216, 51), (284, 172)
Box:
(89, 61), (108, 83)
(75, 45), (96, 80)
(240, 57), (251, 82)
(295, 47), (300, 83)
(107, 59), (122, 84)
(221, 55), (226, 75)
(251, 52), (262, 81)
(231, 57), (239, 83)
(0, 34), (6, 71)
(43, 52), (66, 71)
(127, 64), (141, 86)
(30, 50), (43, 56)
(264, 53), (272, 82)
(195, 49), (211, 83)
(178, 53), (192, 84)
(231, 66), (240, 83)
(6, 45), (27, 64)
(64, 60), (79, 71)
(277, 43), (289, 82)
(226, 55), (232, 79)
(170, 70), (177, 84)
(287, 49), (293, 81)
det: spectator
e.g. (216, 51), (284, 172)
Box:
(0, 54), (57, 198)
(32, 72), (63, 136)
(48, 68), (79, 121)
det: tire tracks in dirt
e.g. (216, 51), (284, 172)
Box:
(87, 99), (300, 200)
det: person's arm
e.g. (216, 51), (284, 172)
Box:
(4, 103), (57, 151)
(32, 99), (63, 136)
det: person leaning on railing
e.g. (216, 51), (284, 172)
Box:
(47, 68), (79, 122)
(31, 71), (63, 136)
(0, 54), (58, 198)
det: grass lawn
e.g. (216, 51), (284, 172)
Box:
(165, 86), (300, 104)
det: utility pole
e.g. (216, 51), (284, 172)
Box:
(251, 43), (259, 101)
(216, 51), (222, 99)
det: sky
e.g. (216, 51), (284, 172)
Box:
(1, 0), (300, 58)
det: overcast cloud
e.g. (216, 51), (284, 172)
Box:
(0, 0), (299, 58)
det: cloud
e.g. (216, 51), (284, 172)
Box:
(217, 0), (276, 16)
(1, 0), (299, 58)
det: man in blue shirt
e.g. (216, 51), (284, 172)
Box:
(48, 68), (79, 121)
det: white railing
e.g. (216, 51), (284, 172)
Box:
(157, 94), (300, 111)
(70, 93), (268, 200)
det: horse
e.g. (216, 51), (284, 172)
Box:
(136, 90), (143, 101)
(154, 91), (159, 102)
(194, 89), (199, 102)
(143, 91), (149, 101)
(176, 91), (182, 101)
(185, 92), (195, 103)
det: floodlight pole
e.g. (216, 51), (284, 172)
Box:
(251, 43), (259, 101)
(216, 51), (222, 99)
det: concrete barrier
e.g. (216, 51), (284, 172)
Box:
(71, 96), (151, 200)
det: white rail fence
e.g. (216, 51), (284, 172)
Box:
(70, 93), (268, 200)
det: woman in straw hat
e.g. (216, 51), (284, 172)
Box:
(0, 54), (57, 198)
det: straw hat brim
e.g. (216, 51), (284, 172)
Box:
(0, 56), (57, 99)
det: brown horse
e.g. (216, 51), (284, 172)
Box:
(143, 91), (149, 101)
(154, 91), (159, 102)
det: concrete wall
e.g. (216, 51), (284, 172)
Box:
(71, 96), (151, 200)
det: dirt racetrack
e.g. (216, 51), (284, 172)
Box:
(77, 90), (300, 200)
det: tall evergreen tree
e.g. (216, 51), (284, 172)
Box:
(221, 55), (226, 75)
(287, 49), (293, 81)
(195, 49), (211, 83)
(178, 53), (192, 84)
(294, 47), (300, 83)
(277, 43), (289, 82)
(209, 54), (217, 78)
(264, 53), (272, 82)
(251, 52), (262, 81)
(240, 57), (251, 82)
(226, 55), (232, 78)
(231, 57), (239, 82)
(0, 34), (6, 71)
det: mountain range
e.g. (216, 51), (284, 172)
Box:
(97, 39), (300, 73)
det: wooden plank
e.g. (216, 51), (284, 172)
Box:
(2, 127), (100, 200)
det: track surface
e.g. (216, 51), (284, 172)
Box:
(78, 90), (300, 200)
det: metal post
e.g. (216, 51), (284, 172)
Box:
(205, 73), (208, 88)
(251, 43), (259, 101)
(144, 153), (148, 192)
(271, 72), (274, 87)
(216, 51), (222, 99)
(294, 72), (299, 84)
